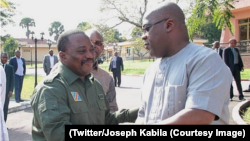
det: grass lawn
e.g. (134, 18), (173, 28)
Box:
(10, 75), (44, 100)
(11, 59), (250, 101)
(100, 59), (250, 78)
(99, 59), (155, 75)
(26, 62), (43, 69)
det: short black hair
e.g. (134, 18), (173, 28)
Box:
(1, 52), (8, 57)
(57, 29), (86, 52)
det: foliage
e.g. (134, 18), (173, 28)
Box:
(1, 0), (10, 9)
(196, 17), (222, 44)
(242, 107), (250, 124)
(131, 27), (143, 38)
(48, 21), (65, 42)
(93, 23), (126, 43)
(131, 37), (148, 60)
(0, 0), (16, 42)
(19, 17), (36, 39)
(100, 0), (149, 28)
(77, 22), (92, 31)
(99, 0), (236, 41)
(187, 0), (235, 41)
(2, 37), (18, 57)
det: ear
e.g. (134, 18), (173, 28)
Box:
(165, 19), (174, 32)
(59, 51), (66, 62)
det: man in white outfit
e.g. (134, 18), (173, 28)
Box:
(0, 65), (9, 141)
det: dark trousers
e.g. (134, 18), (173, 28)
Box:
(3, 95), (10, 122)
(14, 74), (24, 102)
(230, 65), (244, 99)
(112, 68), (121, 86)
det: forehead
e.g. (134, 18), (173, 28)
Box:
(68, 33), (91, 46)
(229, 40), (236, 43)
(90, 32), (103, 41)
(143, 13), (154, 24)
(142, 11), (160, 27)
(1, 54), (7, 57)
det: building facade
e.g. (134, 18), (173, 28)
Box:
(220, 0), (250, 45)
(16, 38), (57, 63)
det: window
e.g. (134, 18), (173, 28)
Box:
(238, 18), (250, 40)
(126, 47), (131, 56)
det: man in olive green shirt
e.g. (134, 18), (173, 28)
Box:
(30, 29), (138, 141)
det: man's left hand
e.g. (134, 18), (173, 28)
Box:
(8, 92), (13, 98)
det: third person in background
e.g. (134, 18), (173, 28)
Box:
(43, 49), (59, 75)
(109, 51), (124, 87)
(9, 50), (26, 103)
(87, 29), (119, 113)
(223, 38), (245, 101)
(213, 41), (223, 58)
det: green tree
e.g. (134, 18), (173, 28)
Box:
(100, 0), (236, 41)
(48, 21), (65, 42)
(187, 0), (236, 40)
(1, 0), (10, 9)
(197, 22), (222, 44)
(131, 27), (143, 38)
(0, 0), (15, 41)
(77, 22), (92, 31)
(93, 23), (126, 43)
(19, 17), (36, 39)
(131, 37), (148, 60)
(2, 37), (18, 57)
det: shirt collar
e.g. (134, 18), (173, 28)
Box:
(57, 62), (94, 85)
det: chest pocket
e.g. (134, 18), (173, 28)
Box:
(96, 93), (108, 111)
(163, 85), (187, 118)
(68, 95), (90, 124)
(69, 100), (89, 114)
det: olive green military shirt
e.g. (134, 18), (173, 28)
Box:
(30, 62), (138, 141)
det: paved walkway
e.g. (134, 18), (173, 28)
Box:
(7, 68), (250, 124)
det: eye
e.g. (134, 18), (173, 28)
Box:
(77, 49), (86, 53)
(142, 25), (151, 34)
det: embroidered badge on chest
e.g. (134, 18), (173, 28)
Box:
(71, 92), (82, 101)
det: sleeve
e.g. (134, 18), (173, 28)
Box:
(31, 82), (72, 141)
(185, 52), (233, 121)
(105, 106), (139, 124)
(0, 67), (6, 106)
(109, 60), (112, 71)
(237, 49), (244, 70)
(23, 58), (26, 75)
(121, 57), (124, 70)
(9, 66), (14, 92)
(222, 48), (229, 66)
(43, 56), (47, 72)
(9, 58), (13, 66)
(106, 78), (118, 112)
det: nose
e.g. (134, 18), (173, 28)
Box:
(141, 33), (147, 40)
(85, 49), (94, 59)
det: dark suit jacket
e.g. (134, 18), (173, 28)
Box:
(223, 47), (243, 72)
(214, 48), (223, 58)
(3, 64), (14, 95)
(9, 57), (26, 75)
(109, 56), (124, 73)
(43, 55), (59, 74)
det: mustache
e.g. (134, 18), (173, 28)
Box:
(81, 59), (95, 66)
